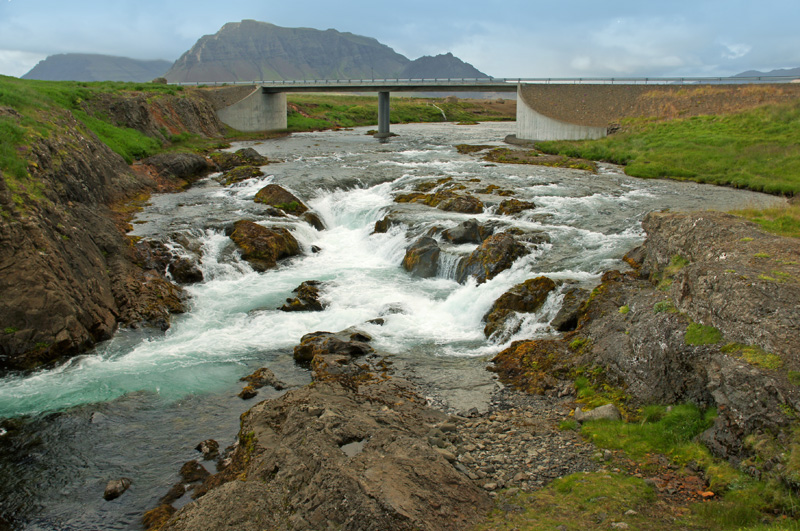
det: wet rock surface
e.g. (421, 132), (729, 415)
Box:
(253, 184), (309, 215)
(456, 232), (528, 284)
(493, 211), (800, 463)
(228, 219), (301, 272)
(483, 276), (557, 338)
(280, 280), (325, 312)
(402, 236), (441, 278)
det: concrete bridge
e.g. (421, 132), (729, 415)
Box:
(205, 76), (800, 141)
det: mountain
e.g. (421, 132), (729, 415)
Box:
(734, 67), (800, 78)
(164, 20), (487, 83)
(399, 53), (487, 79)
(22, 53), (172, 82)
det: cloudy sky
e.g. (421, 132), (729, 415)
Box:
(1, 0), (798, 79)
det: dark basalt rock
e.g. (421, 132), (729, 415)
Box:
(497, 198), (536, 216)
(180, 460), (210, 483)
(280, 280), (325, 313)
(253, 184), (308, 215)
(483, 276), (557, 338)
(402, 236), (441, 278)
(550, 287), (590, 332)
(240, 367), (286, 391)
(229, 220), (300, 272)
(436, 194), (484, 214)
(302, 211), (326, 231)
(142, 152), (214, 182)
(195, 439), (220, 461)
(103, 478), (132, 501)
(219, 165), (264, 186)
(209, 148), (268, 171)
(455, 232), (528, 284)
(293, 331), (374, 364)
(442, 218), (488, 244)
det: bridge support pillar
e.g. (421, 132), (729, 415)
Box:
(216, 88), (287, 132)
(375, 91), (391, 138)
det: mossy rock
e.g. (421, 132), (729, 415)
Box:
(229, 220), (300, 272)
(254, 184), (308, 215)
(497, 198), (536, 216)
(489, 338), (575, 394)
(483, 276), (557, 337)
(221, 165), (264, 185)
(456, 232), (528, 284)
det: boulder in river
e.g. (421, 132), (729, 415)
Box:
(402, 236), (441, 278)
(103, 477), (131, 501)
(497, 198), (536, 216)
(254, 184), (308, 215)
(455, 232), (528, 284)
(240, 367), (286, 391)
(209, 148), (268, 171)
(219, 165), (264, 186)
(293, 331), (374, 365)
(436, 194), (484, 214)
(229, 220), (300, 272)
(442, 218), (488, 244)
(280, 280), (325, 312)
(483, 276), (557, 337)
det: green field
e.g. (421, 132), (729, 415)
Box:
(538, 100), (800, 197)
(286, 93), (513, 130)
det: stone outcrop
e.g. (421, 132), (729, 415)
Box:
(401, 236), (441, 278)
(549, 286), (590, 332)
(483, 276), (557, 338)
(0, 105), (210, 371)
(157, 326), (491, 531)
(441, 218), (488, 244)
(228, 220), (300, 272)
(497, 198), (536, 216)
(280, 280), (325, 312)
(455, 232), (528, 284)
(253, 184), (309, 215)
(492, 211), (800, 466)
(209, 148), (268, 172)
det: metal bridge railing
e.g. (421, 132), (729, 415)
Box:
(171, 76), (799, 87)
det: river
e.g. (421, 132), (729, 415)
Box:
(0, 122), (782, 530)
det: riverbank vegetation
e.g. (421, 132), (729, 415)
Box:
(479, 404), (800, 530)
(537, 99), (800, 197)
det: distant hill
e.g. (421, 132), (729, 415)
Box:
(734, 67), (800, 78)
(22, 54), (172, 82)
(164, 20), (487, 83)
(399, 53), (487, 79)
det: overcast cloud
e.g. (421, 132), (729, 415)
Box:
(0, 0), (798, 78)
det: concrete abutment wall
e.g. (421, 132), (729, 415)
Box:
(216, 88), (287, 132)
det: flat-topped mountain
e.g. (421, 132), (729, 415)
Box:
(22, 53), (172, 82)
(164, 20), (488, 83)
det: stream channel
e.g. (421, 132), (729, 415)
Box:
(0, 122), (783, 530)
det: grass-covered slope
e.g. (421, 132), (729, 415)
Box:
(538, 99), (800, 196)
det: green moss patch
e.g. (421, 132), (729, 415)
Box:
(721, 343), (783, 370)
(685, 322), (723, 345)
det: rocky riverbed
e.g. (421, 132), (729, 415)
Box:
(0, 121), (791, 530)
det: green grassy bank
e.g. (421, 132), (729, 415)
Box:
(537, 99), (800, 197)
(535, 98), (800, 237)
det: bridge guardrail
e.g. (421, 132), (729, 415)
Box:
(170, 76), (800, 87)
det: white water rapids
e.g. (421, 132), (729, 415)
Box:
(0, 122), (783, 530)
